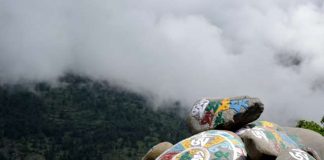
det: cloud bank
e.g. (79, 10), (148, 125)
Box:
(1, 0), (324, 124)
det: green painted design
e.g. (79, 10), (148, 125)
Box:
(288, 135), (304, 148)
(180, 152), (192, 160)
(280, 142), (287, 149)
(206, 100), (221, 112)
(214, 151), (230, 160)
(213, 112), (225, 128)
(265, 131), (276, 140)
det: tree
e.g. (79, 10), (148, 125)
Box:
(296, 116), (324, 136)
(0, 74), (190, 160)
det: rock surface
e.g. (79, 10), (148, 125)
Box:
(155, 130), (246, 160)
(236, 121), (301, 159)
(142, 96), (323, 160)
(276, 148), (316, 160)
(284, 127), (324, 159)
(187, 96), (264, 133)
(142, 142), (173, 160)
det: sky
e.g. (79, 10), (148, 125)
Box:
(0, 0), (324, 125)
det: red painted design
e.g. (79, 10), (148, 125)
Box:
(160, 152), (178, 160)
(200, 111), (213, 126)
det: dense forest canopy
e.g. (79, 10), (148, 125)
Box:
(0, 74), (322, 160)
(0, 74), (190, 160)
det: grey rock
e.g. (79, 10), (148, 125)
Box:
(236, 121), (301, 160)
(155, 130), (247, 160)
(142, 142), (173, 160)
(276, 148), (316, 160)
(187, 96), (264, 133)
(283, 127), (324, 160)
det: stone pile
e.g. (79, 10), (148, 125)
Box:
(142, 96), (324, 160)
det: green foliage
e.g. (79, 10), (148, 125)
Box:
(0, 74), (191, 160)
(296, 118), (324, 136)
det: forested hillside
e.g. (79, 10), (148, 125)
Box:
(1, 74), (323, 160)
(0, 74), (190, 160)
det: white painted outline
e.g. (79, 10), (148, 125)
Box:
(171, 147), (210, 160)
(156, 131), (240, 160)
(191, 99), (210, 120)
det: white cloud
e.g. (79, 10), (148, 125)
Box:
(0, 0), (324, 124)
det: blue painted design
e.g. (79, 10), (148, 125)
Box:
(288, 135), (304, 148)
(230, 99), (249, 112)
(208, 130), (218, 134)
(219, 141), (230, 149)
(279, 133), (298, 146)
(208, 145), (220, 153)
(220, 132), (234, 139)
(171, 144), (185, 152)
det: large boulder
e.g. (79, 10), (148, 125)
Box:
(187, 96), (264, 133)
(142, 142), (173, 160)
(155, 130), (247, 160)
(143, 96), (323, 160)
(276, 148), (317, 160)
(283, 127), (324, 160)
(236, 121), (321, 160)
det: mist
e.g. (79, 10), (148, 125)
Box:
(1, 0), (324, 125)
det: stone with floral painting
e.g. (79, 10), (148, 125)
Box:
(187, 96), (264, 133)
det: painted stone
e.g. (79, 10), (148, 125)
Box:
(236, 121), (305, 159)
(142, 142), (173, 160)
(283, 127), (324, 160)
(276, 148), (316, 160)
(188, 96), (264, 133)
(156, 130), (247, 160)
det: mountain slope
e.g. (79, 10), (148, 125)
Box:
(0, 74), (190, 160)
